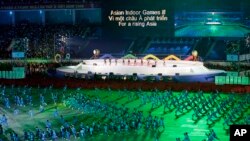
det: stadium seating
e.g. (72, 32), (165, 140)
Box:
(0, 24), (97, 59)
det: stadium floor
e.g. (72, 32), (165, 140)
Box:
(0, 87), (249, 141)
(175, 24), (250, 37)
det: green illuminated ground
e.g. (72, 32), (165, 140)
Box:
(0, 87), (249, 141)
(175, 24), (250, 37)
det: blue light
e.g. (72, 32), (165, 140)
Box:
(9, 11), (13, 15)
(40, 10), (42, 14)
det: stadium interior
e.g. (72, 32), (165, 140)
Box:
(0, 0), (249, 141)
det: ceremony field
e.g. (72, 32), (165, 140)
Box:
(0, 86), (249, 141)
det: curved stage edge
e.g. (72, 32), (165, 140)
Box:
(1, 76), (249, 94)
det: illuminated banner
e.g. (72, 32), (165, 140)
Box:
(12, 52), (25, 58)
(215, 76), (249, 85)
(239, 53), (250, 61)
(0, 67), (25, 79)
(227, 54), (238, 61)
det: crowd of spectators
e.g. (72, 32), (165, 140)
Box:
(145, 37), (198, 55)
(0, 60), (79, 75)
(0, 23), (97, 59)
(205, 62), (250, 74)
(27, 61), (78, 75)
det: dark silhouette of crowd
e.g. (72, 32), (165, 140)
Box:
(0, 23), (96, 59)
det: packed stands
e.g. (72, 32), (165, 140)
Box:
(0, 24), (97, 59)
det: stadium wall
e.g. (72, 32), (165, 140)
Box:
(0, 9), (102, 25)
